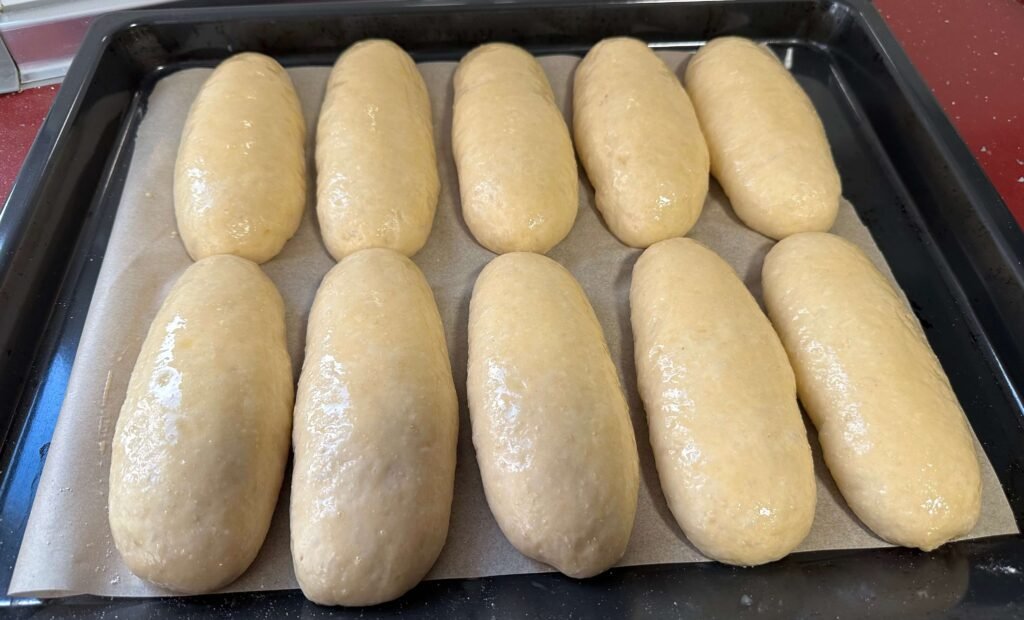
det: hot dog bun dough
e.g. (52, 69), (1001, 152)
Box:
(468, 252), (639, 577)
(685, 37), (840, 240)
(174, 52), (306, 263)
(453, 44), (578, 254)
(574, 38), (709, 247)
(316, 40), (439, 260)
(631, 238), (816, 565)
(109, 255), (293, 593)
(291, 249), (458, 606)
(762, 232), (981, 550)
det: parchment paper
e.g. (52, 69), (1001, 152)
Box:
(9, 53), (1018, 598)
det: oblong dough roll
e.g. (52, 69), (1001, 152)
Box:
(316, 40), (439, 260)
(762, 232), (981, 550)
(174, 52), (306, 263)
(453, 44), (578, 254)
(468, 252), (639, 577)
(574, 37), (709, 247)
(109, 255), (293, 593)
(685, 37), (840, 239)
(630, 238), (816, 565)
(291, 248), (458, 606)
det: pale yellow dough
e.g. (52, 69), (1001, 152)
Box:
(762, 232), (982, 550)
(630, 238), (816, 565)
(685, 37), (840, 240)
(291, 249), (458, 606)
(574, 37), (709, 248)
(174, 52), (306, 263)
(316, 40), (439, 260)
(468, 252), (639, 577)
(108, 255), (293, 593)
(452, 44), (578, 254)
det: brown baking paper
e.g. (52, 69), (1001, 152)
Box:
(9, 53), (1018, 598)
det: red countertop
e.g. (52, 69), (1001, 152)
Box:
(0, 84), (58, 204)
(875, 0), (1023, 227)
(1, 1), (1022, 227)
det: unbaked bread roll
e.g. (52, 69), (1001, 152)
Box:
(316, 40), (439, 260)
(630, 238), (816, 565)
(109, 255), (293, 593)
(174, 52), (306, 263)
(468, 252), (638, 577)
(574, 37), (709, 247)
(685, 37), (840, 239)
(762, 232), (981, 550)
(452, 44), (578, 254)
(291, 248), (458, 606)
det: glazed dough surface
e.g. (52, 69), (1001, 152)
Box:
(109, 255), (293, 593)
(291, 249), (458, 606)
(762, 232), (981, 550)
(631, 238), (816, 565)
(452, 44), (578, 254)
(468, 252), (639, 577)
(574, 38), (709, 248)
(174, 52), (306, 263)
(685, 37), (840, 240)
(316, 40), (439, 260)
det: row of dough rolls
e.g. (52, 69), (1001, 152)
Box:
(455, 35), (842, 248)
(457, 35), (841, 250)
(461, 232), (982, 574)
(170, 35), (842, 265)
(108, 234), (984, 601)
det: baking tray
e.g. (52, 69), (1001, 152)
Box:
(1, 0), (1023, 616)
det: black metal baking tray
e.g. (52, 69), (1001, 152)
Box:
(2, 0), (1023, 616)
